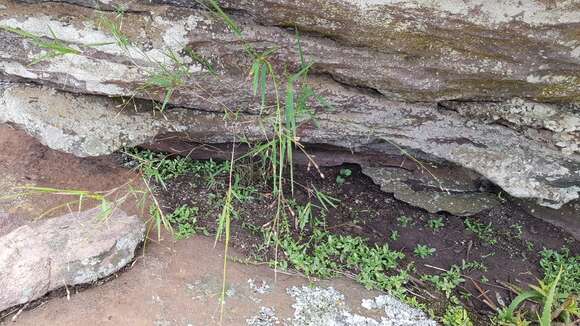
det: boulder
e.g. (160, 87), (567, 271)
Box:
(0, 0), (578, 210)
(0, 207), (144, 313)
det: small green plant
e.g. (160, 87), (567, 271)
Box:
(442, 305), (473, 326)
(510, 223), (523, 239)
(427, 217), (445, 232)
(539, 247), (579, 296)
(414, 244), (436, 258)
(461, 260), (488, 272)
(525, 241), (534, 251)
(390, 230), (400, 241)
(495, 268), (579, 326)
(335, 168), (352, 185)
(397, 215), (413, 227)
(125, 149), (196, 188)
(422, 265), (465, 299)
(166, 205), (208, 240)
(464, 218), (497, 245)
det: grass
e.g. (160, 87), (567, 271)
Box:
(140, 49), (191, 112)
(96, 8), (131, 51)
(495, 268), (579, 325)
(0, 26), (82, 65)
(8, 180), (172, 243)
(464, 218), (497, 245)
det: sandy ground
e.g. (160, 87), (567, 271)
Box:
(0, 124), (391, 325)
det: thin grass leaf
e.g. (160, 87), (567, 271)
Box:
(541, 268), (563, 326)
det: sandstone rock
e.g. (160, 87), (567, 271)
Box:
(0, 0), (578, 209)
(362, 167), (500, 216)
(0, 207), (144, 313)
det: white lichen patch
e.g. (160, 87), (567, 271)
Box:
(286, 286), (436, 326)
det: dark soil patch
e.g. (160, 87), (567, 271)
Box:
(148, 160), (579, 325)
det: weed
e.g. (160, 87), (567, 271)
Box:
(280, 228), (408, 298)
(539, 247), (579, 296)
(166, 205), (208, 239)
(414, 244), (436, 258)
(510, 223), (523, 239)
(335, 168), (352, 185)
(495, 268), (579, 326)
(525, 241), (534, 251)
(442, 305), (473, 326)
(422, 265), (465, 299)
(397, 215), (413, 227)
(124, 149), (194, 188)
(390, 230), (400, 241)
(464, 218), (497, 245)
(427, 217), (445, 232)
(461, 260), (488, 273)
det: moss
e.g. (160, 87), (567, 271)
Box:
(539, 77), (580, 102)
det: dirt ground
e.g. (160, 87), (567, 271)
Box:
(1, 123), (578, 325)
(0, 124), (403, 325)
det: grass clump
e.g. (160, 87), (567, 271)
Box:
(495, 268), (579, 326)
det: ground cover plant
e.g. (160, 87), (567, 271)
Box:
(123, 149), (580, 325)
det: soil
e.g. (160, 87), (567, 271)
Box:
(0, 123), (412, 325)
(151, 156), (580, 324)
(1, 123), (578, 325)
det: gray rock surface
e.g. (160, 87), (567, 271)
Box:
(0, 207), (144, 313)
(0, 0), (578, 209)
(362, 167), (500, 216)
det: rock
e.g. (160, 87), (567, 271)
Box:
(362, 167), (500, 216)
(515, 199), (580, 241)
(0, 207), (144, 313)
(0, 0), (578, 209)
